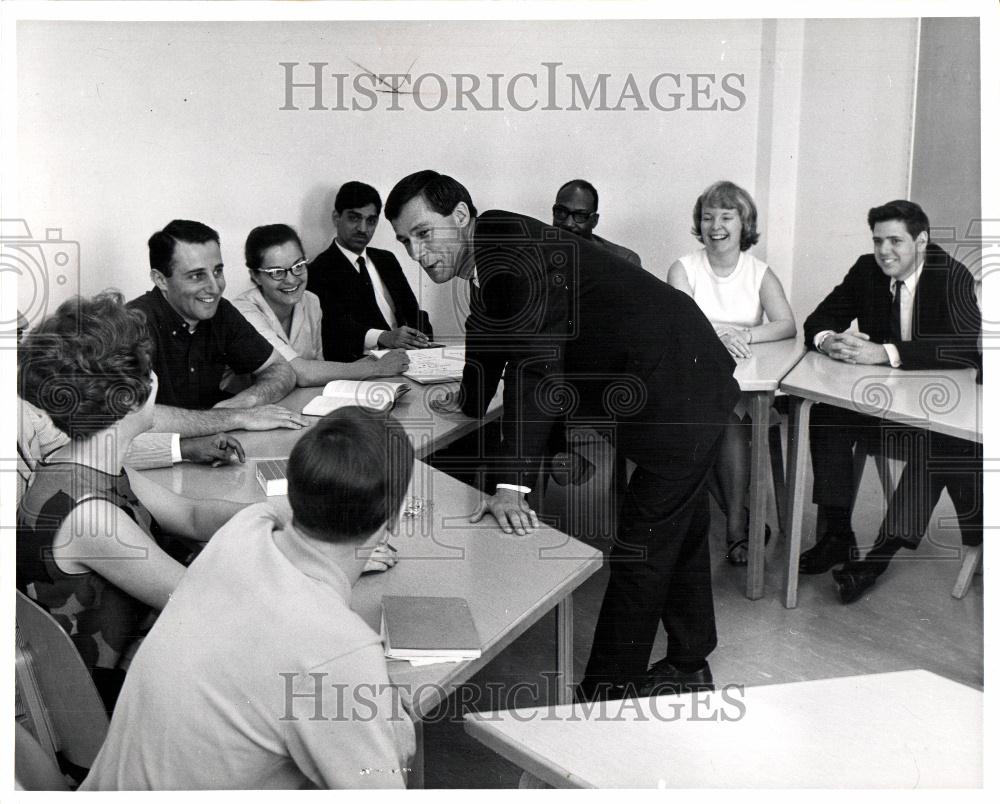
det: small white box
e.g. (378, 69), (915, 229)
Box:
(255, 459), (288, 496)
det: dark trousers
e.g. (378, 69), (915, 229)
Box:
(582, 443), (719, 687)
(810, 404), (982, 547)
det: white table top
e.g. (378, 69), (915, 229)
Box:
(142, 378), (502, 503)
(352, 463), (601, 718)
(464, 669), (982, 788)
(779, 351), (981, 442)
(733, 338), (805, 392)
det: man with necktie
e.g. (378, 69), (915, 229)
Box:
(308, 181), (433, 361)
(385, 170), (740, 701)
(800, 200), (981, 602)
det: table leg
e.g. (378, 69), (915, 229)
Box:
(746, 390), (773, 600)
(783, 397), (814, 608)
(408, 718), (424, 789)
(555, 595), (575, 705)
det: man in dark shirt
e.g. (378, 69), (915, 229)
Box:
(130, 220), (304, 436)
(308, 182), (433, 361)
(551, 179), (642, 266)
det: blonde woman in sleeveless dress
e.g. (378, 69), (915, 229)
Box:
(668, 181), (795, 565)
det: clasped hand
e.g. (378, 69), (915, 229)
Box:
(470, 488), (540, 536)
(715, 325), (752, 359)
(821, 331), (889, 365)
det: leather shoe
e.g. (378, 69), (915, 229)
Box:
(636, 659), (714, 697)
(832, 560), (879, 604)
(799, 531), (855, 575)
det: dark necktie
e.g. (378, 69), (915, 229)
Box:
(357, 256), (378, 309)
(890, 279), (903, 342)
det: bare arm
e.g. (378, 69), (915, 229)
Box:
(215, 350), (296, 408)
(288, 350), (410, 387)
(127, 466), (246, 542)
(53, 501), (185, 610)
(750, 268), (796, 343)
(153, 402), (307, 435)
(666, 260), (694, 296)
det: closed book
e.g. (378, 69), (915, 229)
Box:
(302, 379), (409, 416)
(381, 595), (482, 660)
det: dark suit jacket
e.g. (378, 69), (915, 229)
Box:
(803, 243), (980, 371)
(460, 211), (740, 487)
(307, 241), (433, 361)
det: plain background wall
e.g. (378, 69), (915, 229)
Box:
(15, 19), (765, 338)
(13, 17), (976, 340)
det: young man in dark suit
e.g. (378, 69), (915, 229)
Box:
(800, 200), (981, 602)
(307, 181), (433, 361)
(386, 170), (740, 702)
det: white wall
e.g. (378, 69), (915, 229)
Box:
(787, 18), (918, 325)
(15, 19), (765, 338)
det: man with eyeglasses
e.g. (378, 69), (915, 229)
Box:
(308, 181), (434, 362)
(128, 219), (306, 442)
(552, 179), (642, 266)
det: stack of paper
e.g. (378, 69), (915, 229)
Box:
(372, 345), (466, 384)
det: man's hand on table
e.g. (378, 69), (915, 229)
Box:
(180, 433), (246, 467)
(470, 488), (540, 536)
(820, 330), (889, 365)
(378, 326), (430, 350)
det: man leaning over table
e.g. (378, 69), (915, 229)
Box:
(128, 219), (307, 444)
(800, 200), (981, 603)
(386, 170), (739, 702)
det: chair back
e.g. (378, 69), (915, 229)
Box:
(14, 722), (70, 791)
(15, 590), (109, 771)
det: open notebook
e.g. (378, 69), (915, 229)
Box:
(301, 380), (409, 416)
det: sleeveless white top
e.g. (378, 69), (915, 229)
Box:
(679, 248), (769, 328)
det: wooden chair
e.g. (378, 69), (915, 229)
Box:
(15, 590), (109, 779)
(14, 722), (70, 791)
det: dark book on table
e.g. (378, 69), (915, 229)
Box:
(381, 595), (482, 660)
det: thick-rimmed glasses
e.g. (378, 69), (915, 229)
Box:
(552, 204), (595, 225)
(256, 259), (307, 281)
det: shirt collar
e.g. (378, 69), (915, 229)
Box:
(152, 286), (201, 334)
(334, 238), (369, 268)
(892, 258), (924, 297)
(275, 518), (354, 603)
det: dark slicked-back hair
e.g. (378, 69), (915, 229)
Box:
(384, 170), (479, 221)
(287, 408), (414, 543)
(335, 181), (382, 215)
(244, 224), (305, 270)
(691, 180), (760, 252)
(557, 179), (599, 211)
(148, 219), (220, 277)
(867, 200), (930, 240)
(18, 291), (153, 438)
